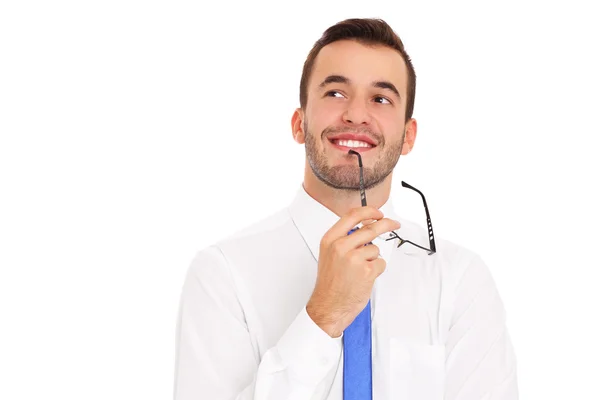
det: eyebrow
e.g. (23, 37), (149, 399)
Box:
(318, 74), (401, 100)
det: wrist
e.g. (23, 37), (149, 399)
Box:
(306, 301), (344, 338)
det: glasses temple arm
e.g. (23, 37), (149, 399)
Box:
(349, 150), (367, 207)
(401, 181), (437, 253)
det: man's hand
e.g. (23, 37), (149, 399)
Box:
(306, 206), (401, 338)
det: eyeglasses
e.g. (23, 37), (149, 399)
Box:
(348, 149), (437, 255)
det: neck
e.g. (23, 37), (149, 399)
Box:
(302, 160), (392, 218)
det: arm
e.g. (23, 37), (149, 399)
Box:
(445, 255), (519, 400)
(173, 246), (342, 400)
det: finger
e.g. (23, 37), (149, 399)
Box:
(324, 206), (383, 242)
(353, 242), (381, 262)
(369, 257), (387, 278)
(341, 218), (401, 252)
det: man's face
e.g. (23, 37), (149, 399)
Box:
(298, 39), (415, 191)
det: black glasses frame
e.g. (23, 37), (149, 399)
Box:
(348, 149), (437, 255)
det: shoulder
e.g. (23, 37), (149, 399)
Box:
(217, 206), (294, 244)
(189, 205), (297, 270)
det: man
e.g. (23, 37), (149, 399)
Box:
(174, 18), (518, 400)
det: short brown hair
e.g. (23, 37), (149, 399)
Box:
(299, 18), (416, 121)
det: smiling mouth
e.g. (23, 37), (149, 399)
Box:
(328, 138), (376, 152)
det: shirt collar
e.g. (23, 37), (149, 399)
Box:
(288, 183), (417, 264)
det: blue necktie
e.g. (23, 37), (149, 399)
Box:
(343, 227), (373, 399)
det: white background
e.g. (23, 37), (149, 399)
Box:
(1, 0), (599, 399)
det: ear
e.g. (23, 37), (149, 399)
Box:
(291, 108), (305, 144)
(401, 118), (417, 155)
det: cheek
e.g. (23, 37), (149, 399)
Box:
(306, 107), (337, 134)
(312, 97), (345, 116)
(374, 109), (404, 131)
(378, 124), (406, 147)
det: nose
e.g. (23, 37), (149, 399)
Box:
(342, 97), (371, 125)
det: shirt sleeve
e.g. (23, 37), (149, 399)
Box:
(444, 254), (519, 400)
(173, 245), (342, 400)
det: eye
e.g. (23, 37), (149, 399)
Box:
(374, 96), (391, 105)
(325, 90), (345, 98)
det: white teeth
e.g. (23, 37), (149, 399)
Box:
(334, 139), (372, 148)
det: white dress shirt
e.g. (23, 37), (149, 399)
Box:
(174, 183), (518, 400)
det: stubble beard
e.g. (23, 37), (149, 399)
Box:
(303, 120), (405, 192)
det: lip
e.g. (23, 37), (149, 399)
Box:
(328, 139), (376, 153)
(327, 133), (378, 153)
(327, 133), (377, 146)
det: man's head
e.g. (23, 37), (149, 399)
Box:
(292, 18), (417, 192)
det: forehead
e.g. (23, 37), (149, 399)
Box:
(310, 39), (408, 93)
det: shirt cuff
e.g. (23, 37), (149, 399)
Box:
(277, 306), (343, 387)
